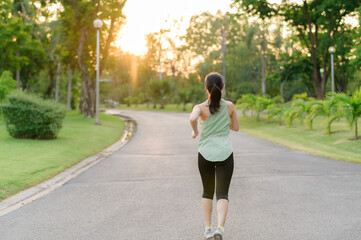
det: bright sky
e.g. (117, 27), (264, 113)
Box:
(115, 0), (358, 55)
(115, 0), (233, 55)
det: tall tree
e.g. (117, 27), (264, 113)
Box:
(259, 20), (269, 96)
(60, 0), (126, 117)
(350, 6), (361, 87)
(144, 32), (159, 80)
(233, 0), (361, 99)
(184, 11), (230, 79)
(0, 0), (45, 89)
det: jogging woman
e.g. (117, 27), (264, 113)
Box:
(189, 72), (239, 240)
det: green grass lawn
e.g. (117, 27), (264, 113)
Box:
(0, 111), (124, 201)
(102, 103), (193, 112)
(238, 115), (361, 163)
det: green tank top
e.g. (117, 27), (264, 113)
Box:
(198, 99), (233, 162)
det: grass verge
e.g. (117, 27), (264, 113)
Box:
(0, 111), (124, 201)
(102, 103), (193, 112)
(238, 115), (361, 163)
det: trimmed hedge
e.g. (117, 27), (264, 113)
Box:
(1, 93), (66, 139)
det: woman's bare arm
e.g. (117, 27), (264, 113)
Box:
(227, 101), (239, 131)
(189, 105), (201, 138)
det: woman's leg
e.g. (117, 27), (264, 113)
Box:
(198, 153), (216, 227)
(202, 198), (213, 227)
(216, 199), (229, 227)
(215, 153), (234, 227)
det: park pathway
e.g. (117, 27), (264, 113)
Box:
(1, 110), (361, 240)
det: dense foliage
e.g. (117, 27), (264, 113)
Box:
(1, 93), (66, 139)
(0, 71), (17, 102)
(233, 0), (361, 99)
(237, 88), (361, 139)
(0, 0), (360, 114)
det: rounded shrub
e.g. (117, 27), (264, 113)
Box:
(1, 92), (66, 139)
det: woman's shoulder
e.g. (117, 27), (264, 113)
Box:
(198, 100), (209, 108)
(193, 101), (209, 113)
(224, 99), (234, 107)
(224, 100), (236, 114)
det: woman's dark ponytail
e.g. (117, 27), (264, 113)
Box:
(205, 72), (224, 114)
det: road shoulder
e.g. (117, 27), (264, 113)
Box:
(0, 112), (135, 217)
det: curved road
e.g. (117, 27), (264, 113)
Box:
(1, 110), (361, 240)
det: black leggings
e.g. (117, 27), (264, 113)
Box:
(198, 152), (234, 201)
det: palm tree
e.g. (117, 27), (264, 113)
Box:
(149, 79), (171, 109)
(285, 93), (316, 128)
(323, 93), (343, 136)
(177, 88), (191, 111)
(267, 103), (287, 125)
(333, 88), (361, 139)
(285, 99), (307, 127)
(266, 96), (284, 124)
(305, 100), (323, 130)
(255, 96), (272, 122)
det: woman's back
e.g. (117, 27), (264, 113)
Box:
(198, 99), (232, 162)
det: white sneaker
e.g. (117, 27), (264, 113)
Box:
(204, 227), (214, 239)
(213, 226), (224, 240)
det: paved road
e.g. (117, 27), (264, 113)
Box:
(1, 110), (361, 240)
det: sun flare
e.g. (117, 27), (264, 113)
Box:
(115, 27), (147, 55)
(115, 0), (232, 56)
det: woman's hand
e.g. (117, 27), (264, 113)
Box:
(190, 105), (201, 139)
(192, 130), (199, 139)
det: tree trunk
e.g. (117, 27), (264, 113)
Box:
(45, 68), (55, 97)
(280, 81), (284, 99)
(55, 62), (61, 102)
(79, 76), (95, 117)
(159, 43), (162, 80)
(261, 29), (267, 96)
(128, 79), (132, 99)
(312, 68), (324, 99)
(79, 79), (87, 115)
(16, 70), (21, 89)
(355, 118), (358, 140)
(302, 0), (327, 99)
(114, 73), (119, 102)
(336, 64), (348, 93)
(71, 0), (98, 117)
(261, 52), (266, 96)
(86, 81), (95, 117)
(171, 65), (175, 83)
(221, 28), (226, 96)
(67, 67), (72, 110)
(16, 50), (21, 89)
(77, 28), (96, 117)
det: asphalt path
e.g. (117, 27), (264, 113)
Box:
(1, 110), (361, 240)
